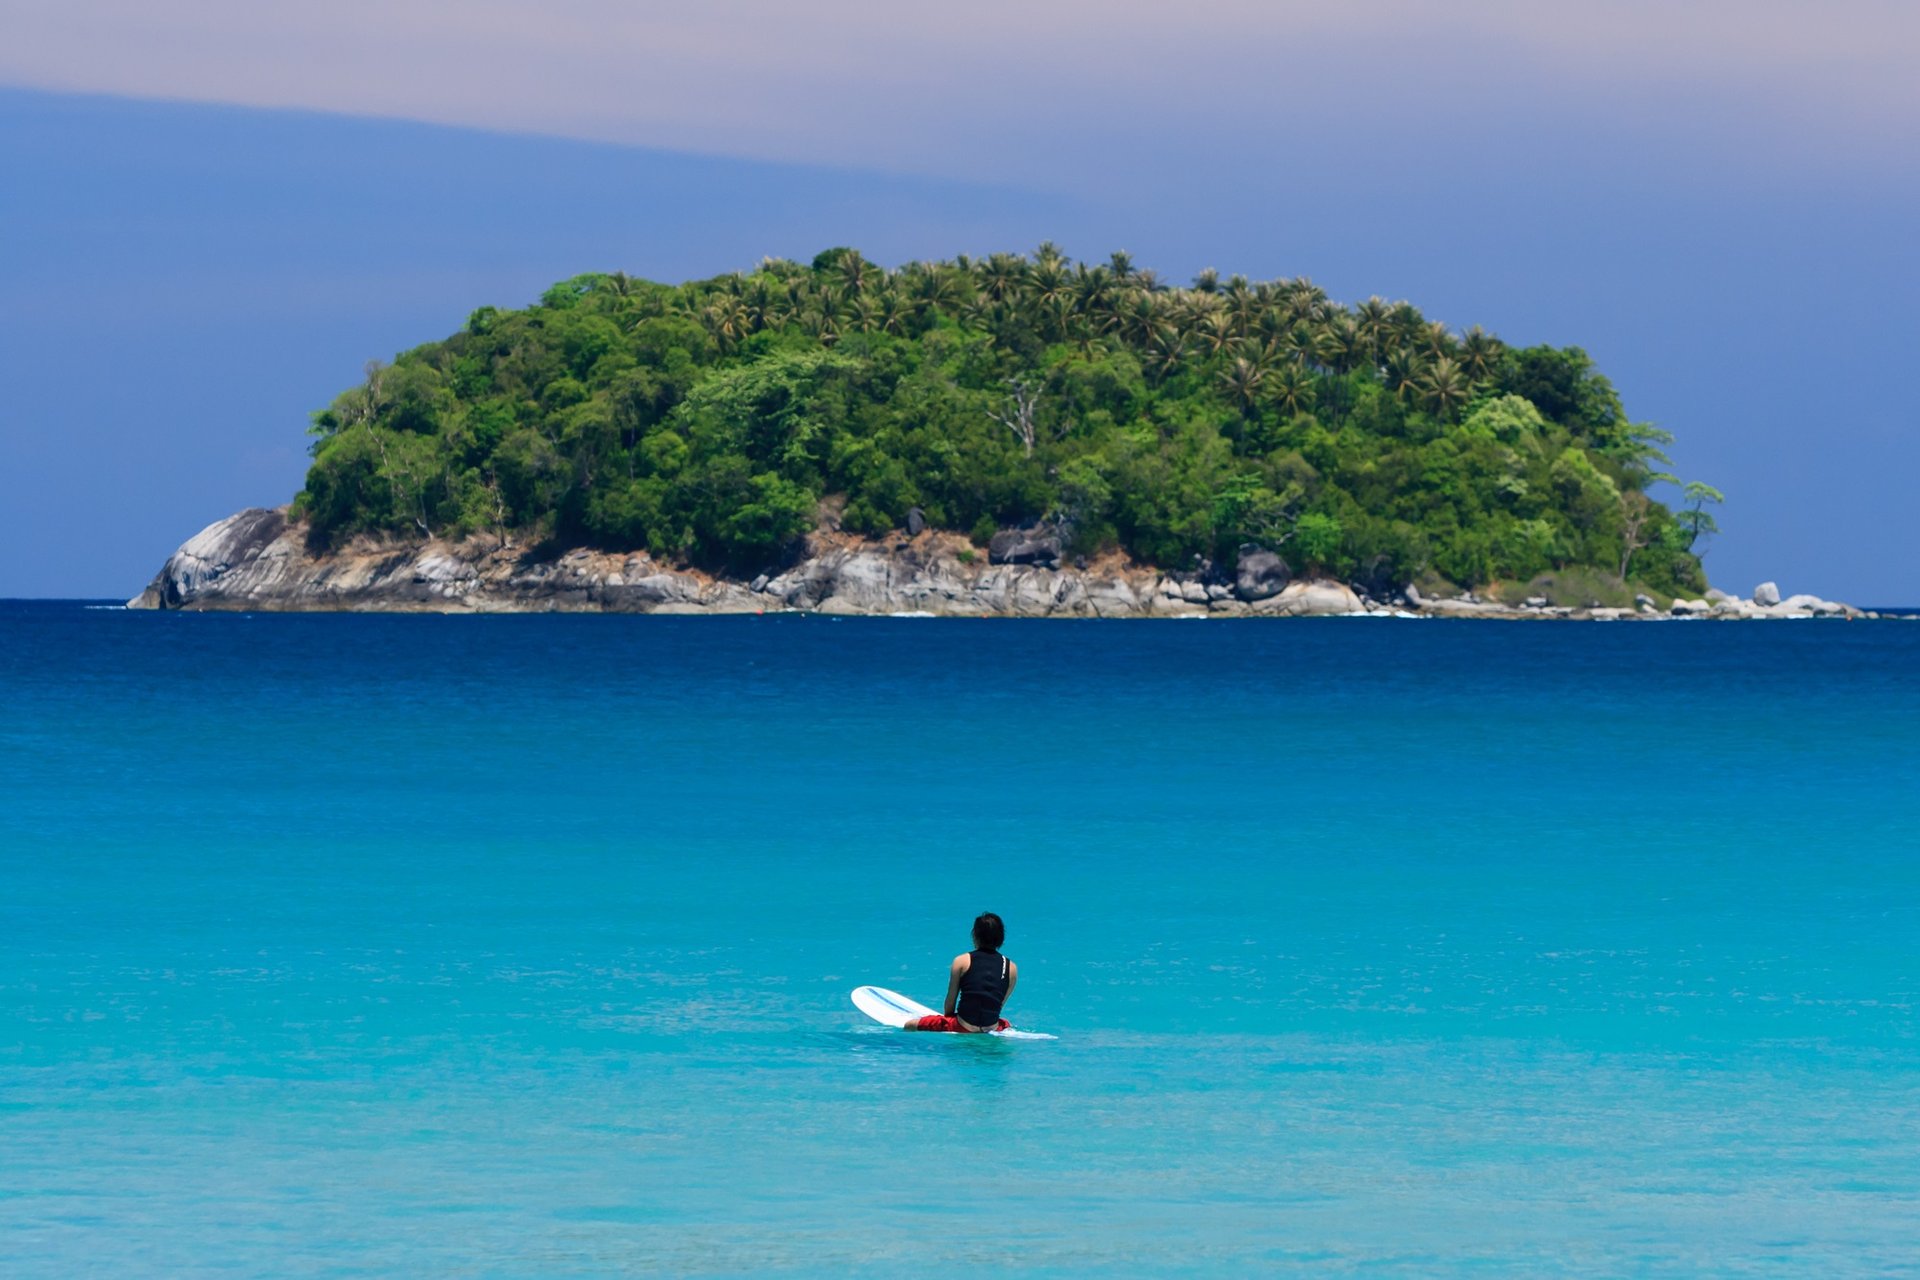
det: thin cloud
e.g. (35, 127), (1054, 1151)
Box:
(2, 1), (1913, 182)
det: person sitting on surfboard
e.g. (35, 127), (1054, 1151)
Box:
(904, 912), (1017, 1033)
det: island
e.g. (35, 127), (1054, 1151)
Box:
(129, 246), (1865, 619)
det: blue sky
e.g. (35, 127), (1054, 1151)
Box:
(1, 3), (1915, 601)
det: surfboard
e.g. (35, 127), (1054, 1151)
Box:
(850, 986), (1056, 1040)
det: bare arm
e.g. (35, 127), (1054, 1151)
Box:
(943, 953), (969, 1016)
(1005, 960), (1018, 1010)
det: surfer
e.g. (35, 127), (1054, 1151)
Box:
(904, 912), (1017, 1033)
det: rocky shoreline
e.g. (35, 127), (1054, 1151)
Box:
(127, 508), (1878, 621)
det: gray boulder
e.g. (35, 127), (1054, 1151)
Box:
(129, 507), (289, 608)
(1753, 581), (1781, 607)
(987, 527), (1061, 568)
(905, 507), (926, 537)
(1233, 546), (1291, 602)
(1705, 588), (1736, 604)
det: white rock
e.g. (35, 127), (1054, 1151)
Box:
(1085, 579), (1140, 617)
(1779, 593), (1843, 615)
(1753, 581), (1781, 607)
(1253, 579), (1364, 617)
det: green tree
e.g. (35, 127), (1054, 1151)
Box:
(286, 246), (1710, 594)
(1677, 480), (1724, 553)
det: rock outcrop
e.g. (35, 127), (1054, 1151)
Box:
(132, 507), (289, 609)
(128, 508), (1875, 621)
(127, 508), (1369, 618)
(986, 526), (1063, 568)
(1233, 546), (1291, 602)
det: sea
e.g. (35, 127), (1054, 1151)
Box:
(3, 601), (1917, 1277)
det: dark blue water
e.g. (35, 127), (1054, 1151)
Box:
(4, 604), (1918, 1275)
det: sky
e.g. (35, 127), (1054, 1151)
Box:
(1, 2), (1915, 601)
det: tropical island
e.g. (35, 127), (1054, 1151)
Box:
(131, 245), (1861, 618)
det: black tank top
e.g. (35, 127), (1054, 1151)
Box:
(956, 948), (1011, 1028)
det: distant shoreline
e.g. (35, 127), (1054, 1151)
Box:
(127, 507), (1882, 621)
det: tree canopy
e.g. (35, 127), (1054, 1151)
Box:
(296, 246), (1710, 596)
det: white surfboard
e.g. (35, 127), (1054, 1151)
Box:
(850, 986), (1056, 1040)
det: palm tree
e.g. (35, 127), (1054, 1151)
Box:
(743, 277), (780, 332)
(1459, 326), (1504, 383)
(1223, 276), (1259, 337)
(1317, 315), (1361, 374)
(1143, 326), (1187, 384)
(978, 253), (1027, 304)
(1282, 278), (1329, 326)
(909, 263), (966, 318)
(1388, 301), (1425, 348)
(1029, 258), (1072, 313)
(1072, 264), (1116, 327)
(1219, 355), (1267, 416)
(850, 294), (884, 333)
(1384, 348), (1427, 403)
(701, 296), (751, 352)
(1041, 295), (1076, 344)
(802, 306), (840, 347)
(884, 288), (914, 334)
(1270, 364), (1317, 418)
(1195, 311), (1237, 359)
(1353, 297), (1394, 364)
(1118, 291), (1163, 345)
(1107, 250), (1136, 284)
(1191, 266), (1221, 294)
(830, 250), (876, 296)
(1282, 320), (1319, 368)
(1255, 307), (1290, 350)
(1416, 356), (1473, 419)
(958, 294), (999, 338)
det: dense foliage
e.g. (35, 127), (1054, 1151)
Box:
(297, 245), (1712, 595)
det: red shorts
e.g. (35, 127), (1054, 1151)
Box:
(910, 1014), (1010, 1034)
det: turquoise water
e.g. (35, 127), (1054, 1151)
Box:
(4, 603), (1918, 1275)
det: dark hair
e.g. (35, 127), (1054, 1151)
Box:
(972, 912), (1005, 950)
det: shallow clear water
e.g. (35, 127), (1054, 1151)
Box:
(3, 603), (1917, 1275)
